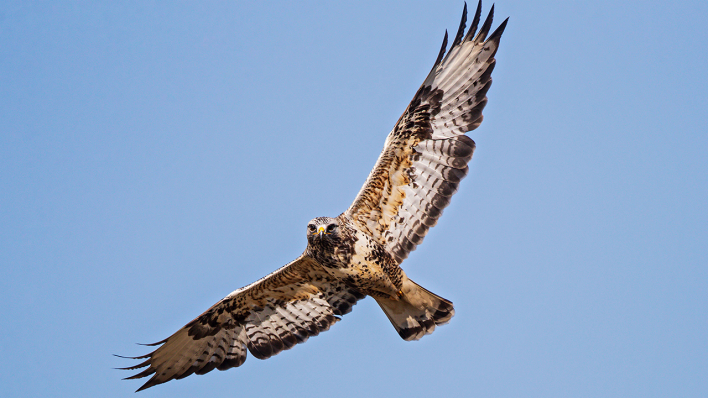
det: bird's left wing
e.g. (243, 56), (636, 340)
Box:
(346, 2), (507, 263)
(120, 254), (364, 391)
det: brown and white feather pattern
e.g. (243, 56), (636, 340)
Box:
(122, 2), (507, 391)
(347, 2), (508, 263)
(121, 255), (364, 391)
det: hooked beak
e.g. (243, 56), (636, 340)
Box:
(317, 226), (325, 238)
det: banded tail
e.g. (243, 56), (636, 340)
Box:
(375, 277), (454, 341)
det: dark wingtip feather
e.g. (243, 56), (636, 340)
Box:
(124, 366), (156, 381)
(433, 30), (449, 67)
(136, 378), (159, 392)
(464, 0), (483, 42)
(451, 2), (467, 48)
(113, 353), (150, 360)
(487, 16), (509, 43)
(116, 362), (151, 372)
(137, 338), (167, 347)
(474, 4), (495, 43)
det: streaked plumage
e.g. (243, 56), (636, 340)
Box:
(121, 2), (507, 391)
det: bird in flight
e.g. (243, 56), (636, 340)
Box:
(120, 1), (507, 391)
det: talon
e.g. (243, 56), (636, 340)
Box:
(397, 290), (403, 298)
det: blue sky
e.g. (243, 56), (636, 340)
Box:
(1, 1), (706, 397)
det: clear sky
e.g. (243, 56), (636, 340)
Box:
(1, 1), (706, 397)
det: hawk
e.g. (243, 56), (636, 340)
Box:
(121, 2), (507, 391)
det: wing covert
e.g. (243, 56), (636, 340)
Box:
(346, 2), (507, 263)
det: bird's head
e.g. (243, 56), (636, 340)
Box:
(306, 216), (339, 244)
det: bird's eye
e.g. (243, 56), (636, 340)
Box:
(307, 224), (315, 232)
(326, 224), (336, 233)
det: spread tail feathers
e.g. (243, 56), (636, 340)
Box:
(375, 278), (454, 341)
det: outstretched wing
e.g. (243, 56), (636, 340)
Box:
(346, 2), (507, 263)
(120, 254), (364, 391)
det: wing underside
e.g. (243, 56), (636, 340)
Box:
(120, 255), (364, 391)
